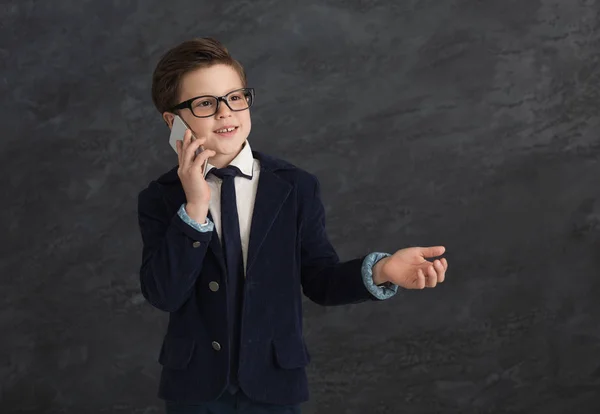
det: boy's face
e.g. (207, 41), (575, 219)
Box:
(164, 64), (251, 164)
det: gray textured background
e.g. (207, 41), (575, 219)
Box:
(2, 0), (600, 413)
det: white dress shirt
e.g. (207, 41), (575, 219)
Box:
(203, 140), (258, 275)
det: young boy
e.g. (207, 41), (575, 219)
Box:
(137, 37), (448, 414)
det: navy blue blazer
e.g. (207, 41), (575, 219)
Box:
(137, 151), (391, 405)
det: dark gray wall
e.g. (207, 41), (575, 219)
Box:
(2, 0), (600, 413)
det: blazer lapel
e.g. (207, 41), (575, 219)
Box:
(246, 168), (292, 274)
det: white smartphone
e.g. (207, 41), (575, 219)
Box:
(169, 115), (209, 175)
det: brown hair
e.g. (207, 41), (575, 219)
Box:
(151, 37), (247, 114)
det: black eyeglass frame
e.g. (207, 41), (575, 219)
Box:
(169, 87), (255, 118)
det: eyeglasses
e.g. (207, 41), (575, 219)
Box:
(170, 88), (255, 118)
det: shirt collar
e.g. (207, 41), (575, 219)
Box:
(205, 140), (254, 179)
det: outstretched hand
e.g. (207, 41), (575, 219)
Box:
(373, 246), (448, 289)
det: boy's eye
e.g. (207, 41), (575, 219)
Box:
(228, 93), (243, 101)
(194, 99), (213, 107)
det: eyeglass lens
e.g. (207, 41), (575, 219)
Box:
(191, 89), (253, 117)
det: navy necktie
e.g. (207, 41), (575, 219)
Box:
(208, 165), (248, 393)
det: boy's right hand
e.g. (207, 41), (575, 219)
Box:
(176, 128), (216, 223)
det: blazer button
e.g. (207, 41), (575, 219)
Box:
(212, 341), (221, 351)
(192, 241), (201, 248)
(209, 281), (219, 292)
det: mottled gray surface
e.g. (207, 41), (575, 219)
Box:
(2, 0), (600, 413)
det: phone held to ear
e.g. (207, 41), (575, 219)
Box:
(169, 115), (209, 176)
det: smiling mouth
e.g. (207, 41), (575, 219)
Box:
(214, 126), (238, 133)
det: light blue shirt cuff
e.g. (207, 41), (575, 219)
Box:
(177, 204), (214, 232)
(362, 252), (398, 300)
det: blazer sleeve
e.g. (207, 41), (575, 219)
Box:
(299, 175), (378, 306)
(137, 183), (214, 312)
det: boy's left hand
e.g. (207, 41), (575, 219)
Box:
(373, 246), (448, 289)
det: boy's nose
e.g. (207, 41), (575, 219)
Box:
(216, 99), (233, 117)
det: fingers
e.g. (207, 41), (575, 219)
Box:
(426, 264), (438, 287)
(176, 129), (192, 167)
(434, 259), (446, 283)
(192, 147), (216, 174)
(416, 268), (426, 289)
(420, 245), (445, 258)
(176, 128), (193, 160)
(420, 259), (447, 288)
(419, 246), (448, 288)
(179, 129), (208, 168)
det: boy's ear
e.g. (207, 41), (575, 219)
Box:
(163, 112), (175, 129)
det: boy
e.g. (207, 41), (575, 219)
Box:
(137, 37), (448, 414)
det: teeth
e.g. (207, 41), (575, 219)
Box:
(216, 127), (236, 133)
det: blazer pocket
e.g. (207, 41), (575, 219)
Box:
(158, 336), (196, 369)
(272, 335), (311, 369)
